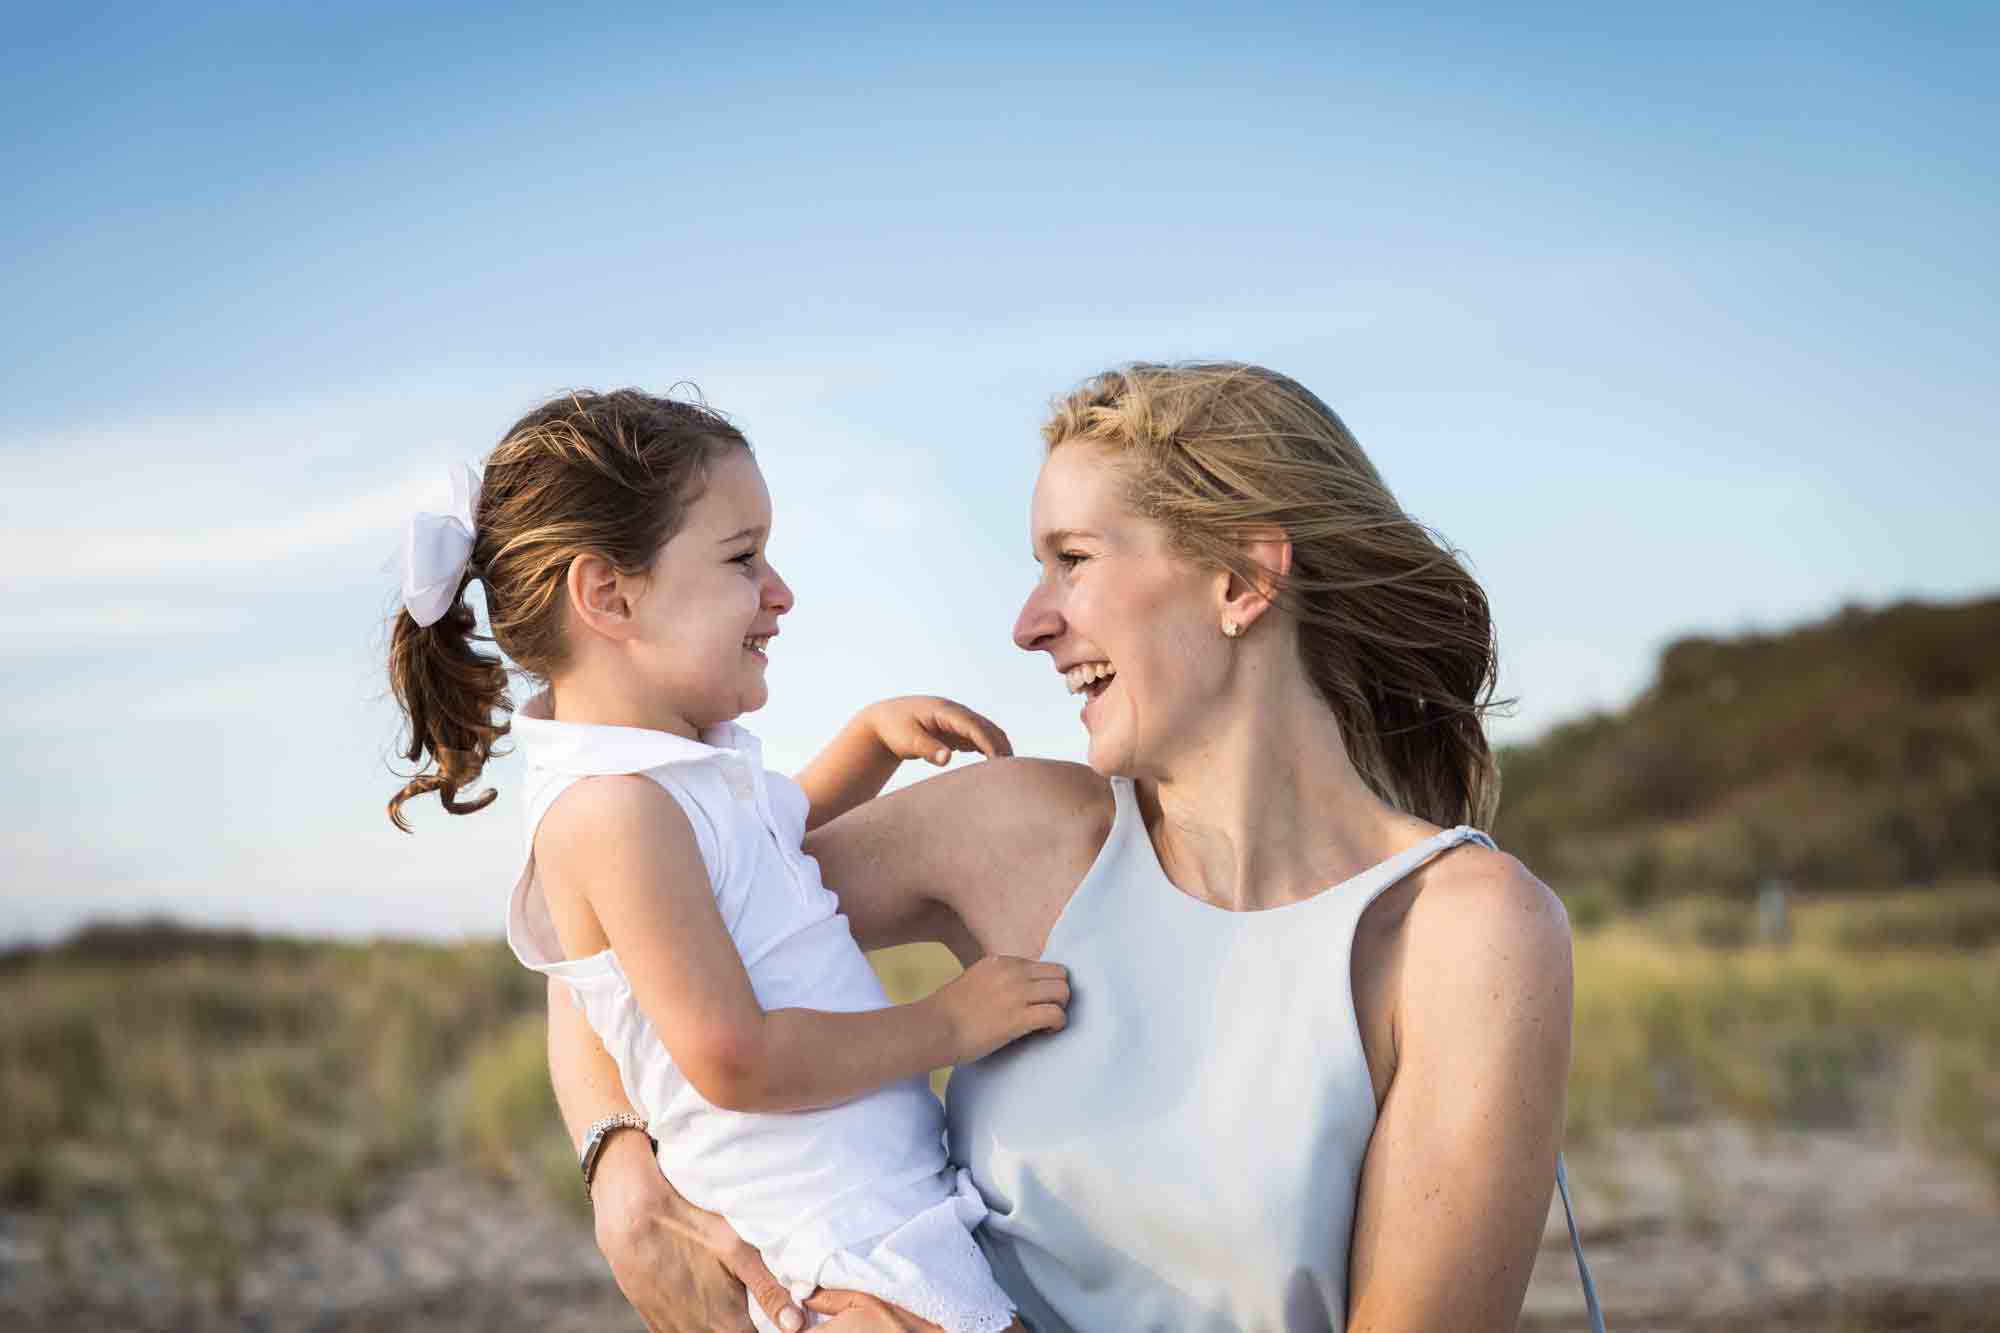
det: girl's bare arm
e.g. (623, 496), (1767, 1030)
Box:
(538, 775), (1066, 1115)
(793, 696), (1012, 830)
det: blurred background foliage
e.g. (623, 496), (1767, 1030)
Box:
(1494, 596), (2000, 906)
(3, 593), (1995, 1305)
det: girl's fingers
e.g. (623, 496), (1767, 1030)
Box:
(911, 723), (979, 765)
(937, 705), (1012, 758)
(893, 700), (1013, 765)
(1027, 1003), (1068, 1032)
(909, 726), (953, 766)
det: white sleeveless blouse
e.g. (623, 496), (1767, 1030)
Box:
(503, 693), (1014, 1331)
(947, 776), (1603, 1333)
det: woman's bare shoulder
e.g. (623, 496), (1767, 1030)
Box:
(1403, 845), (1572, 999)
(961, 756), (1114, 813)
(907, 756), (1115, 864)
(800, 757), (1115, 937)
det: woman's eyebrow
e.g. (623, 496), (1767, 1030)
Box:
(1035, 527), (1100, 553)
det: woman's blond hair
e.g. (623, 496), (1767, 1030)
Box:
(1042, 362), (1503, 828)
(386, 388), (748, 831)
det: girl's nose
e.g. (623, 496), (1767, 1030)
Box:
(764, 566), (794, 615)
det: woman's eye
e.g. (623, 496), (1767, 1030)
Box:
(1056, 550), (1087, 569)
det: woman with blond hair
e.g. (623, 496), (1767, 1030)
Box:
(555, 363), (1601, 1332)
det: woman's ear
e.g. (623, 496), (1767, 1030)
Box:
(566, 553), (637, 640)
(1219, 530), (1292, 633)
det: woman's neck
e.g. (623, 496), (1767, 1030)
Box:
(1136, 670), (1437, 913)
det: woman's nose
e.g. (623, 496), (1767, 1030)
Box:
(1013, 585), (1061, 652)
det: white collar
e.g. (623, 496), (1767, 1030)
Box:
(512, 689), (763, 777)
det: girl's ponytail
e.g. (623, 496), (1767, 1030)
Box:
(386, 578), (511, 832)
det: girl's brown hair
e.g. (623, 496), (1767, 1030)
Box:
(1042, 362), (1504, 828)
(386, 388), (748, 831)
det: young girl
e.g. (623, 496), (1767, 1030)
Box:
(385, 388), (1064, 1333)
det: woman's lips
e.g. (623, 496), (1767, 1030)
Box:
(1080, 673), (1112, 723)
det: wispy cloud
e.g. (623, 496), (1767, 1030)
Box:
(0, 474), (437, 582)
(0, 606), (235, 640)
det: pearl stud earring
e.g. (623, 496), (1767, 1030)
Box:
(1222, 618), (1241, 638)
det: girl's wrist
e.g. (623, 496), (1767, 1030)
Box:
(917, 986), (967, 1068)
(857, 702), (899, 757)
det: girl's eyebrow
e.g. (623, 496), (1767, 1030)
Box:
(718, 525), (768, 545)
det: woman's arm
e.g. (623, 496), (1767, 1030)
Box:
(539, 775), (1066, 1114)
(793, 696), (1012, 830)
(552, 988), (973, 1333)
(803, 756), (1114, 957)
(546, 979), (806, 1333)
(1344, 852), (1573, 1333)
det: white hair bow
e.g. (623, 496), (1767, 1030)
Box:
(399, 463), (483, 627)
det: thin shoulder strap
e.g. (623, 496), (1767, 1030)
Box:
(1461, 826), (1607, 1329)
(1556, 1154), (1607, 1330)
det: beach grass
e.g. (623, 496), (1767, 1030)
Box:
(3, 888), (1995, 1302)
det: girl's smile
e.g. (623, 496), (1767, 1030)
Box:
(623, 447), (794, 733)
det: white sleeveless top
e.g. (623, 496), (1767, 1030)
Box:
(503, 692), (960, 1286)
(947, 776), (1604, 1333)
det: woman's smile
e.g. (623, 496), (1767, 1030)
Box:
(1062, 660), (1118, 723)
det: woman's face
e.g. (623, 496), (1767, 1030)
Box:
(1013, 446), (1227, 778)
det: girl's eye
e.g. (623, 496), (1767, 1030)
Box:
(731, 550), (758, 568)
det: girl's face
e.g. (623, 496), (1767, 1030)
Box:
(629, 447), (793, 730)
(1013, 446), (1227, 779)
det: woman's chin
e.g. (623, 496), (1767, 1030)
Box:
(1081, 730), (1133, 778)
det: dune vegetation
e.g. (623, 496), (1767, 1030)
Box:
(4, 594), (1995, 1303)
(1494, 596), (2000, 904)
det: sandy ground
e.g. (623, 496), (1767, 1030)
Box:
(4, 1122), (1996, 1332)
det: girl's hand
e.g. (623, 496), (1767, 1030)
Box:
(929, 955), (1070, 1064)
(865, 696), (1014, 768)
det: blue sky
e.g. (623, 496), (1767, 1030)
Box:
(3, 3), (1995, 943)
